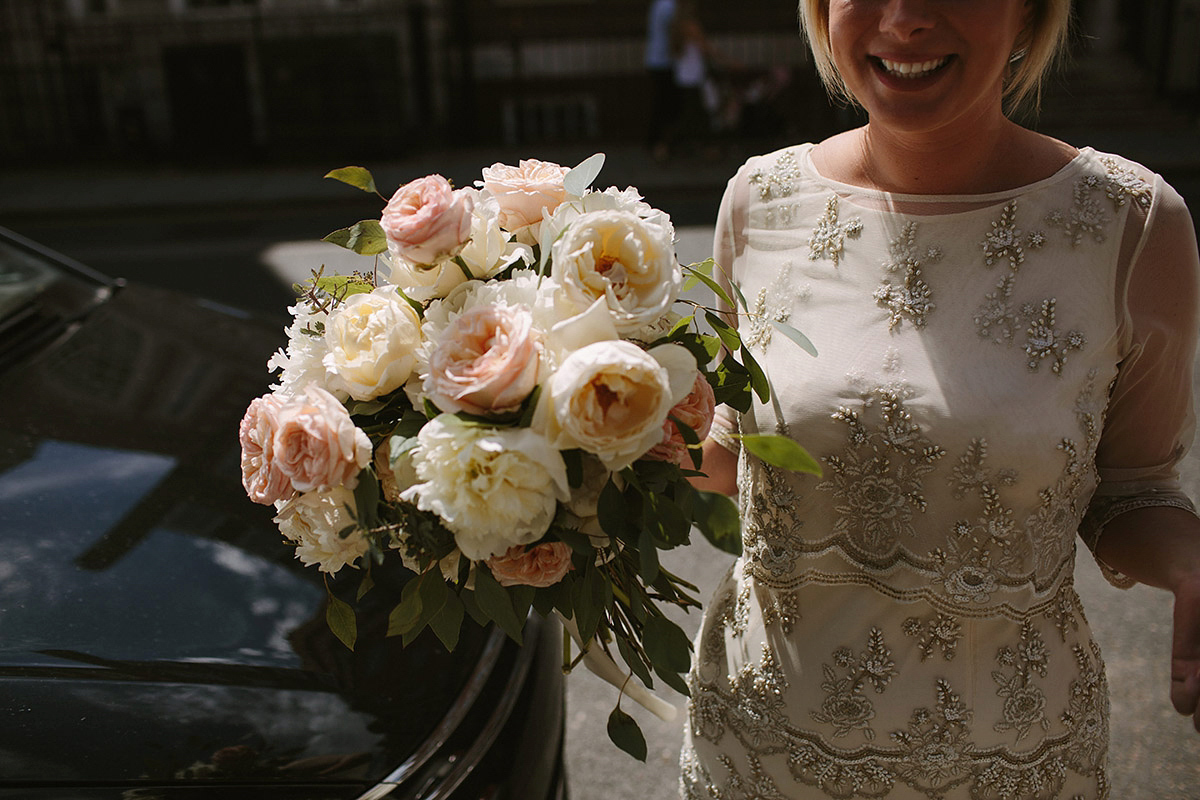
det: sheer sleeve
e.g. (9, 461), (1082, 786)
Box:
(1080, 173), (1200, 587)
(707, 163), (753, 454)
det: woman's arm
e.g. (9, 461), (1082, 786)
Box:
(1093, 507), (1200, 731)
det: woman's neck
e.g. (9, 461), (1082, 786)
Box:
(814, 118), (1072, 196)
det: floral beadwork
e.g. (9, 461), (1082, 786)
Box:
(744, 261), (807, 350)
(903, 613), (963, 661)
(992, 621), (1052, 741)
(749, 149), (803, 202)
(876, 221), (940, 329)
(1024, 298), (1086, 374)
(811, 628), (897, 740)
(1099, 156), (1153, 212)
(809, 195), (864, 266)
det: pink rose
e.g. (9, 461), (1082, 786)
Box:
(239, 394), (293, 505)
(486, 542), (574, 588)
(272, 384), (372, 494)
(645, 371), (716, 464)
(481, 159), (570, 235)
(425, 305), (543, 416)
(381, 174), (474, 266)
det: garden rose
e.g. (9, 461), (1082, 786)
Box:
(551, 208), (681, 336)
(457, 192), (533, 278)
(481, 159), (570, 241)
(486, 542), (573, 588)
(424, 304), (543, 416)
(323, 287), (422, 401)
(272, 384), (371, 494)
(267, 303), (339, 400)
(239, 393), (293, 505)
(533, 340), (697, 471)
(381, 174), (474, 266)
(646, 371), (716, 464)
(275, 487), (367, 574)
(400, 415), (569, 560)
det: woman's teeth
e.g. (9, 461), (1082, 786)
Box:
(879, 57), (950, 78)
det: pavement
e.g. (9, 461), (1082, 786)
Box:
(3, 117), (1200, 799)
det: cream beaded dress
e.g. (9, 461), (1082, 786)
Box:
(680, 144), (1200, 800)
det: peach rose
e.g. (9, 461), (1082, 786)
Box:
(272, 384), (372, 494)
(424, 304), (543, 416)
(645, 371), (716, 464)
(486, 542), (574, 588)
(239, 393), (293, 505)
(381, 174), (474, 266)
(481, 159), (570, 238)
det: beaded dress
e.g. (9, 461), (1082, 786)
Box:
(680, 144), (1200, 800)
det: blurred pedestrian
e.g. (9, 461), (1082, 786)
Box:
(645, 0), (679, 161)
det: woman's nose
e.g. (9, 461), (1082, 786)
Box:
(878, 0), (937, 40)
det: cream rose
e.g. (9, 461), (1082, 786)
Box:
(239, 393), (293, 505)
(481, 159), (570, 241)
(400, 415), (569, 560)
(486, 542), (573, 588)
(272, 384), (372, 494)
(275, 487), (368, 574)
(533, 340), (697, 471)
(322, 287), (422, 401)
(267, 303), (340, 400)
(424, 304), (543, 416)
(381, 174), (474, 267)
(457, 192), (533, 278)
(551, 208), (682, 336)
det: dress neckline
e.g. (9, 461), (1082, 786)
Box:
(798, 143), (1091, 207)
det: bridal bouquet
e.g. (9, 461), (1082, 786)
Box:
(238, 154), (816, 757)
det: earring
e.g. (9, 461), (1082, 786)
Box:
(1009, 47), (1028, 63)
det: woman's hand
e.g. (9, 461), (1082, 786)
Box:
(1171, 573), (1200, 731)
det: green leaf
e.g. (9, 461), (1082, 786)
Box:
(740, 433), (822, 475)
(429, 592), (465, 651)
(681, 261), (735, 310)
(680, 257), (714, 293)
(460, 588), (490, 627)
(473, 566), (525, 644)
(326, 593), (357, 651)
(314, 273), (375, 299)
(324, 166), (380, 195)
(668, 314), (694, 338)
(387, 576), (425, 637)
(564, 153), (606, 196)
(323, 220), (387, 255)
(615, 631), (654, 688)
(706, 311), (742, 351)
(352, 471), (380, 531)
(638, 527), (661, 584)
(643, 616), (692, 674)
(690, 490), (742, 556)
(556, 525), (598, 555)
(570, 560), (606, 647)
(607, 707), (647, 761)
(740, 345), (770, 403)
(771, 320), (818, 357)
(597, 478), (628, 541)
(356, 570), (375, 601)
(562, 448), (584, 489)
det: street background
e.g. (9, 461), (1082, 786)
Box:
(2, 0), (1200, 797)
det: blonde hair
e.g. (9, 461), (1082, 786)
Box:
(797, 0), (1072, 113)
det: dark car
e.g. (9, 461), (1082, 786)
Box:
(0, 226), (566, 800)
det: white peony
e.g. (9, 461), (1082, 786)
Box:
(400, 415), (570, 561)
(322, 286), (423, 401)
(268, 304), (344, 401)
(550, 208), (682, 337)
(275, 487), (368, 574)
(532, 340), (697, 471)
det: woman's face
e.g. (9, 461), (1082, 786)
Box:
(827, 0), (1030, 137)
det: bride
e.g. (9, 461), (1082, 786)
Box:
(683, 1), (1200, 797)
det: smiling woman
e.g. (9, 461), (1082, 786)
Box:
(679, 1), (1200, 799)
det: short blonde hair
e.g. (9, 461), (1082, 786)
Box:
(797, 0), (1072, 113)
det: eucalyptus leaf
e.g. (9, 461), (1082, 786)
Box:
(315, 274), (374, 299)
(473, 566), (525, 644)
(387, 577), (425, 637)
(460, 588), (490, 627)
(323, 220), (387, 256)
(356, 570), (375, 601)
(564, 153), (606, 196)
(324, 166), (380, 195)
(685, 268), (735, 313)
(740, 433), (822, 475)
(771, 319), (818, 357)
(637, 526), (660, 584)
(616, 631), (654, 689)
(597, 478), (628, 540)
(429, 592), (465, 651)
(705, 311), (742, 351)
(643, 616), (692, 675)
(570, 561), (606, 647)
(740, 345), (770, 403)
(326, 593), (357, 651)
(352, 472), (380, 531)
(607, 707), (647, 762)
(690, 489), (743, 556)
